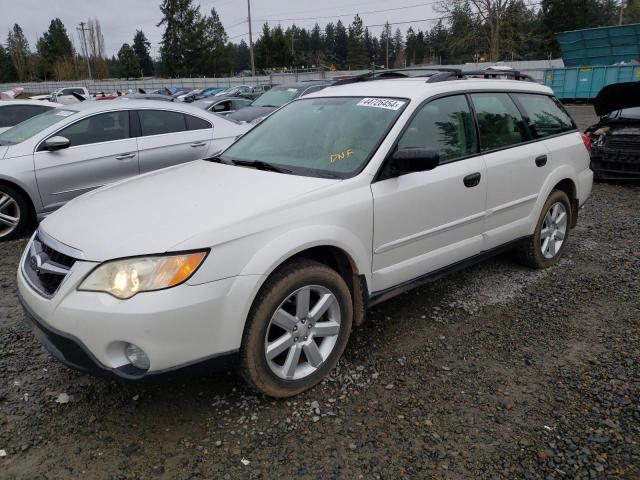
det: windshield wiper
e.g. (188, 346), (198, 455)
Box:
(256, 104), (279, 108)
(231, 159), (292, 174)
(204, 156), (233, 165)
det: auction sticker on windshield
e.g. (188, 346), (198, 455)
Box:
(55, 111), (75, 117)
(357, 98), (405, 110)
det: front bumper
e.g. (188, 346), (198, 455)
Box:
(591, 147), (640, 180)
(17, 249), (263, 380)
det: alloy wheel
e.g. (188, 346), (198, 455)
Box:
(540, 201), (567, 259)
(264, 285), (341, 380)
(0, 192), (20, 239)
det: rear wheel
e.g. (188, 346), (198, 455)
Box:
(0, 185), (29, 241)
(240, 259), (353, 398)
(515, 190), (571, 269)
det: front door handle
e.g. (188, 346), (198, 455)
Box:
(190, 142), (207, 148)
(535, 154), (548, 167)
(115, 153), (136, 160)
(463, 172), (481, 188)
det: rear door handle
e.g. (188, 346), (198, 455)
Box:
(190, 142), (207, 148)
(535, 154), (548, 167)
(115, 153), (136, 160)
(463, 172), (481, 188)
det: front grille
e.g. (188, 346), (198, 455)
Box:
(23, 234), (77, 297)
(605, 137), (640, 151)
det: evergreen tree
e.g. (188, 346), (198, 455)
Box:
(157, 0), (207, 76)
(334, 20), (349, 68)
(255, 23), (272, 69)
(36, 18), (74, 79)
(310, 23), (323, 66)
(393, 28), (404, 67)
(236, 39), (251, 72)
(133, 30), (154, 76)
(117, 43), (140, 78)
(0, 45), (17, 82)
(203, 8), (229, 75)
(347, 15), (369, 68)
(7, 24), (31, 81)
(324, 22), (336, 65)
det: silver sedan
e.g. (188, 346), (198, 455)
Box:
(0, 100), (250, 240)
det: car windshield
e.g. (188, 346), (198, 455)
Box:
(0, 108), (76, 145)
(252, 87), (303, 107)
(220, 96), (407, 178)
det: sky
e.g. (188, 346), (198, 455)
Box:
(1, 0), (440, 58)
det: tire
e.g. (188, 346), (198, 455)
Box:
(240, 259), (353, 398)
(0, 184), (30, 242)
(515, 190), (572, 269)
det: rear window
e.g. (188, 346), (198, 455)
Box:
(515, 94), (575, 138)
(186, 114), (212, 130)
(139, 110), (186, 136)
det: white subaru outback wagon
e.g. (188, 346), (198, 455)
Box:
(17, 70), (593, 397)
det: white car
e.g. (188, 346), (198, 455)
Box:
(17, 72), (593, 397)
(0, 99), (59, 134)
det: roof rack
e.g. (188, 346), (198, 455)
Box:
(331, 67), (534, 85)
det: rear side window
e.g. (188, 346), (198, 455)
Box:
(186, 114), (212, 130)
(56, 111), (129, 147)
(397, 95), (477, 163)
(471, 93), (529, 151)
(139, 110), (186, 136)
(0, 105), (48, 127)
(515, 94), (575, 138)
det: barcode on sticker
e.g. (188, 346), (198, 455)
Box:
(357, 98), (405, 110)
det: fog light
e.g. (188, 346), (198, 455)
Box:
(124, 343), (150, 370)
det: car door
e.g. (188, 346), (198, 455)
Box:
(470, 92), (549, 249)
(371, 94), (487, 292)
(136, 109), (213, 173)
(34, 110), (139, 211)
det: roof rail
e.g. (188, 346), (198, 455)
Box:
(426, 69), (534, 83)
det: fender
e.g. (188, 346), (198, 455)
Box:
(238, 224), (372, 288)
(527, 164), (578, 235)
(0, 160), (45, 215)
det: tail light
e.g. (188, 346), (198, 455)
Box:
(580, 133), (591, 153)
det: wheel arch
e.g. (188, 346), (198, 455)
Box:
(0, 178), (37, 225)
(533, 167), (579, 233)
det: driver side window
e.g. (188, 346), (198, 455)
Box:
(397, 95), (477, 163)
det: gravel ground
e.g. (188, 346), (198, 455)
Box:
(1, 106), (638, 479)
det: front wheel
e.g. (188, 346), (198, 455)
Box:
(240, 259), (353, 398)
(0, 185), (29, 241)
(515, 190), (572, 269)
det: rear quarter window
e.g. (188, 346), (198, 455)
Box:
(514, 94), (575, 138)
(186, 114), (212, 130)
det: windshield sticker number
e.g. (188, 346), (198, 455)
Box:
(357, 98), (405, 110)
(329, 149), (353, 164)
(55, 111), (74, 117)
(287, 88), (297, 92)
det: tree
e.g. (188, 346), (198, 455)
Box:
(133, 30), (154, 76)
(235, 39), (251, 72)
(0, 45), (17, 82)
(117, 43), (140, 78)
(36, 18), (74, 80)
(334, 20), (349, 68)
(347, 15), (369, 68)
(324, 22), (336, 65)
(158, 0), (207, 76)
(202, 8), (230, 75)
(7, 24), (31, 81)
(310, 23), (323, 66)
(624, 0), (640, 23)
(87, 19), (109, 79)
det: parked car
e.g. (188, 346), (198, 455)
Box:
(227, 81), (332, 123)
(181, 87), (226, 103)
(214, 85), (253, 98)
(192, 96), (253, 116)
(16, 73), (593, 398)
(585, 82), (640, 180)
(0, 100), (59, 134)
(247, 84), (272, 99)
(0, 100), (250, 240)
(34, 87), (90, 104)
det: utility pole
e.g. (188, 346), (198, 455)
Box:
(385, 23), (391, 69)
(77, 22), (92, 80)
(619, 0), (626, 25)
(247, 0), (255, 76)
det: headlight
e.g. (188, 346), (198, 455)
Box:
(78, 251), (208, 299)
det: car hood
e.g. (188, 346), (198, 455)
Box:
(227, 106), (276, 122)
(40, 161), (339, 261)
(594, 82), (640, 117)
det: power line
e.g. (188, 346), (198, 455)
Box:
(257, 1), (439, 23)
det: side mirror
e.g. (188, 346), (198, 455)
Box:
(388, 147), (439, 176)
(42, 136), (70, 151)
